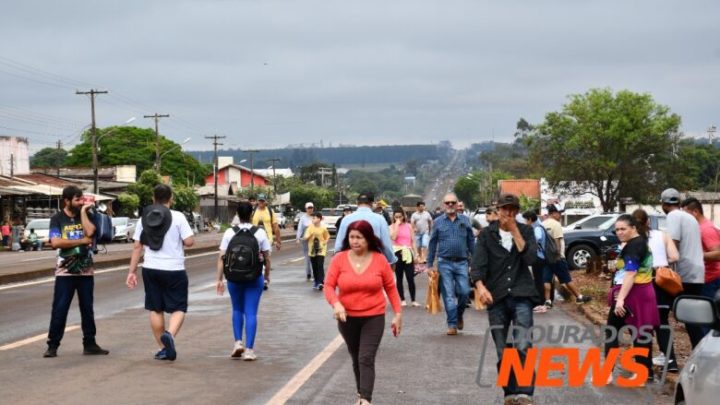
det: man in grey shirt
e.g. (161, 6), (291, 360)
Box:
(661, 188), (706, 348)
(410, 201), (433, 264)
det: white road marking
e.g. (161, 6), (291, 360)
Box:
(265, 334), (344, 405)
(0, 325), (79, 351)
(20, 256), (55, 262)
(0, 251), (219, 291)
(287, 256), (305, 264)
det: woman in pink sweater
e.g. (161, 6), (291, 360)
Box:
(324, 220), (402, 405)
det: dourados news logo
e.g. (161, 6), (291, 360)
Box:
(476, 324), (674, 389)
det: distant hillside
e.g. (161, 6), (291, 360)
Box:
(189, 144), (449, 168)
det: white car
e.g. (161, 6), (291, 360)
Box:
(23, 218), (51, 245)
(111, 217), (132, 242)
(673, 294), (720, 405)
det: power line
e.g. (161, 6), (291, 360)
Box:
(144, 113), (170, 170)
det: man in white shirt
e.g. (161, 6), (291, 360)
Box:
(410, 201), (433, 264)
(126, 184), (195, 361)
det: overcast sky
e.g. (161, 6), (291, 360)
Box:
(1, 0), (718, 153)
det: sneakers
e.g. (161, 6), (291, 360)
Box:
(231, 341), (244, 358)
(576, 295), (592, 304)
(533, 305), (548, 313)
(160, 331), (177, 361)
(83, 343), (109, 355)
(306, 274), (312, 281)
(43, 347), (58, 358)
(457, 317), (464, 330)
(154, 348), (169, 360)
(242, 348), (257, 361)
(515, 394), (534, 405)
(411, 301), (421, 307)
(446, 327), (458, 336)
(401, 300), (408, 307)
(318, 284), (323, 291)
(544, 300), (553, 309)
(652, 353), (666, 366)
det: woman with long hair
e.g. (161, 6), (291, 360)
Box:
(604, 214), (659, 384)
(390, 210), (419, 307)
(631, 209), (679, 372)
(324, 220), (403, 405)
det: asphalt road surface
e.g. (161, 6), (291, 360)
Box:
(0, 242), (665, 404)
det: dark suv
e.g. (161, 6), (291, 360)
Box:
(563, 213), (666, 269)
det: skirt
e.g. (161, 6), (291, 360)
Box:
(607, 283), (660, 330)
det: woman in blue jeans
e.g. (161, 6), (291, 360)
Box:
(216, 202), (272, 361)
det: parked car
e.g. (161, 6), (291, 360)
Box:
(563, 212), (666, 269)
(111, 217), (132, 242)
(320, 208), (342, 235)
(127, 218), (138, 241)
(274, 211), (287, 229)
(23, 218), (51, 246)
(673, 294), (720, 405)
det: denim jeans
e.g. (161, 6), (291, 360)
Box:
(487, 296), (535, 398)
(47, 276), (97, 348)
(301, 240), (312, 277)
(437, 258), (470, 328)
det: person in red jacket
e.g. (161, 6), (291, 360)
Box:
(324, 220), (403, 405)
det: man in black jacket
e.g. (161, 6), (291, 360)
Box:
(471, 193), (540, 405)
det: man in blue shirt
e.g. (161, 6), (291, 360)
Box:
(427, 192), (474, 335)
(334, 192), (397, 265)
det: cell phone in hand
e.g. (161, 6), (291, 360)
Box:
(391, 324), (398, 337)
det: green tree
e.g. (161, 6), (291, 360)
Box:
(31, 147), (67, 168)
(126, 170), (162, 210)
(66, 126), (208, 186)
(117, 192), (140, 217)
(289, 185), (335, 210)
(173, 185), (199, 213)
(524, 88), (682, 211)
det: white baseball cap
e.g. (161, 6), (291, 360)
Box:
(305, 202), (314, 209)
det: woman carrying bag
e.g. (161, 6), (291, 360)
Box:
(324, 220), (403, 405)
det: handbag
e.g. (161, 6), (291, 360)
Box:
(655, 266), (683, 296)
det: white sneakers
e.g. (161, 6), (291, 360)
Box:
(401, 300), (408, 307)
(411, 301), (421, 307)
(231, 340), (244, 358)
(242, 349), (257, 361)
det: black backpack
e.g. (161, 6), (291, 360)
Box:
(223, 226), (263, 282)
(540, 226), (561, 264)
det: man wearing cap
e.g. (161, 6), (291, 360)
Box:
(296, 202), (315, 281)
(252, 193), (281, 251)
(335, 206), (352, 232)
(471, 193), (539, 405)
(126, 184), (195, 361)
(43, 185), (109, 358)
(427, 192), (474, 335)
(334, 192), (397, 265)
(540, 205), (591, 309)
(661, 188), (705, 348)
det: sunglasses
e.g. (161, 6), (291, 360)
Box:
(444, 201), (457, 205)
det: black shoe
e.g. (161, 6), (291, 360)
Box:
(43, 347), (58, 358)
(160, 331), (176, 361)
(576, 295), (592, 304)
(83, 344), (109, 355)
(665, 359), (679, 373)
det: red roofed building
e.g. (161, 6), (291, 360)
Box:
(204, 161), (269, 190)
(497, 179), (541, 200)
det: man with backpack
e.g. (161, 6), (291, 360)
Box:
(541, 205), (591, 310)
(523, 210), (551, 314)
(43, 185), (109, 358)
(215, 201), (271, 361)
(126, 184), (195, 361)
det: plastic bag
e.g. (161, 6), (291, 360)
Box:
(426, 271), (443, 314)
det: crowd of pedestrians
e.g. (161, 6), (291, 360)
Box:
(33, 181), (720, 405)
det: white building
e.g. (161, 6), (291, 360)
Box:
(0, 136), (30, 176)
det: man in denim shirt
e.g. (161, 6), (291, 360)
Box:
(472, 194), (539, 405)
(334, 192), (397, 265)
(427, 192), (474, 335)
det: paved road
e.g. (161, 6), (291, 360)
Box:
(0, 242), (666, 404)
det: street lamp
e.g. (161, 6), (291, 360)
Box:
(93, 117), (136, 195)
(158, 137), (191, 171)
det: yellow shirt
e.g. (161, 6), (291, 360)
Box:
(304, 224), (330, 257)
(252, 208), (278, 242)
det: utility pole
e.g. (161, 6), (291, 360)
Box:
(206, 135), (226, 222)
(242, 149), (260, 194)
(144, 113), (170, 171)
(267, 158), (281, 197)
(10, 153), (14, 177)
(76, 89), (108, 194)
(56, 140), (62, 177)
(318, 167), (333, 187)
